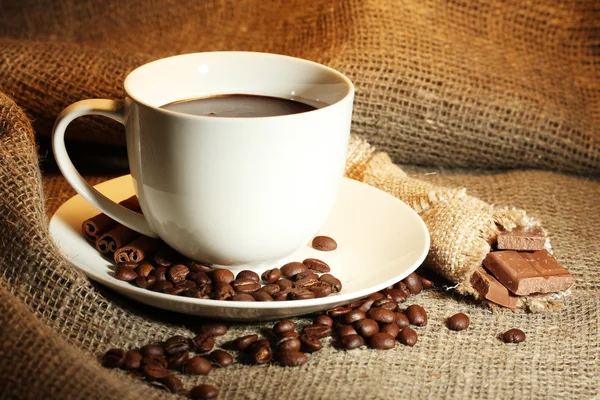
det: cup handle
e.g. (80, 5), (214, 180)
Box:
(52, 99), (157, 238)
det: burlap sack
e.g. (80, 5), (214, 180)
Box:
(1, 0), (599, 174)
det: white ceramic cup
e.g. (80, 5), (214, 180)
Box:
(53, 52), (354, 266)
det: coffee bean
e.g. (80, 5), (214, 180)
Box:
(232, 293), (256, 301)
(326, 306), (352, 318)
(273, 278), (291, 290)
(393, 281), (411, 298)
(295, 272), (319, 286)
(344, 309), (367, 324)
(192, 334), (215, 353)
(232, 278), (261, 294)
(367, 292), (385, 301)
(157, 375), (183, 393)
(273, 320), (296, 335)
(102, 348), (125, 368)
(186, 260), (213, 273)
(280, 330), (300, 338)
(151, 280), (173, 292)
(372, 298), (397, 311)
(211, 349), (234, 367)
(142, 362), (170, 380)
(190, 384), (219, 400)
(211, 269), (234, 284)
(299, 334), (323, 352)
(382, 288), (408, 303)
(313, 315), (334, 327)
(185, 356), (212, 375)
(198, 322), (228, 337)
(122, 350), (142, 370)
(176, 280), (196, 290)
(118, 261), (139, 269)
(141, 355), (168, 369)
(261, 268), (281, 284)
(354, 318), (379, 338)
(302, 258), (331, 273)
(281, 262), (308, 278)
(256, 284), (279, 297)
(212, 282), (235, 300)
(393, 312), (410, 329)
(136, 275), (157, 289)
(277, 336), (302, 352)
(115, 266), (138, 281)
(167, 264), (189, 283)
(380, 323), (400, 339)
(233, 334), (258, 350)
(167, 351), (189, 370)
(356, 299), (376, 313)
(338, 325), (358, 337)
(402, 272), (423, 295)
(419, 276), (435, 289)
(136, 262), (155, 277)
(274, 291), (291, 301)
(236, 270), (259, 282)
(447, 313), (470, 331)
(398, 327), (418, 346)
(367, 308), (395, 324)
(405, 304), (428, 326)
(164, 335), (190, 356)
(152, 251), (174, 268)
(152, 267), (168, 281)
(369, 332), (395, 349)
(185, 288), (210, 299)
(277, 350), (308, 367)
(340, 334), (364, 350)
(303, 324), (332, 339)
(140, 344), (164, 358)
(307, 281), (333, 298)
(249, 339), (272, 364)
(192, 271), (212, 285)
(503, 329), (526, 343)
(252, 291), (274, 301)
(312, 236), (337, 251)
(318, 274), (342, 292)
(289, 289), (316, 300)
(163, 286), (186, 296)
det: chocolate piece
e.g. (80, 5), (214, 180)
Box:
(497, 227), (546, 251)
(471, 267), (519, 308)
(483, 250), (575, 296)
(81, 196), (140, 243)
(114, 235), (162, 263)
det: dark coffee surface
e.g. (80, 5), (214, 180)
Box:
(161, 94), (316, 117)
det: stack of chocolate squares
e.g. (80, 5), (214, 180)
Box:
(471, 227), (575, 308)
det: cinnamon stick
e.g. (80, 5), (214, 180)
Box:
(114, 236), (162, 263)
(96, 224), (139, 255)
(81, 195), (141, 242)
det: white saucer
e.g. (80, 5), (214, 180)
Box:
(49, 176), (429, 321)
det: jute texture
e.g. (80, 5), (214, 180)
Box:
(1, 1), (599, 399)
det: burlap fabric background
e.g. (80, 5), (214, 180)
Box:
(1, 0), (599, 399)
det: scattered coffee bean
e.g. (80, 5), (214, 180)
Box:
(236, 270), (259, 282)
(135, 275), (156, 289)
(289, 289), (316, 300)
(164, 335), (190, 356)
(185, 288), (210, 299)
(354, 318), (379, 338)
(151, 280), (174, 292)
(393, 312), (410, 329)
(367, 292), (385, 301)
(167, 264), (189, 283)
(402, 272), (423, 295)
(152, 266), (168, 281)
(191, 334), (215, 353)
(340, 334), (364, 350)
(273, 320), (296, 335)
(232, 293), (256, 301)
(175, 279), (196, 290)
(299, 334), (323, 352)
(190, 384), (219, 400)
(122, 350), (143, 370)
(198, 322), (228, 337)
(158, 375), (184, 393)
(185, 356), (212, 375)
(115, 266), (138, 281)
(338, 325), (358, 337)
(136, 262), (155, 277)
(419, 276), (435, 289)
(281, 262), (308, 278)
(447, 313), (470, 331)
(372, 298), (397, 311)
(276, 279), (294, 291)
(274, 291), (290, 301)
(140, 344), (164, 358)
(211, 349), (234, 367)
(168, 351), (189, 370)
(212, 282), (235, 300)
(344, 309), (367, 324)
(295, 272), (319, 286)
(163, 286), (186, 296)
(152, 251), (174, 268)
(258, 283), (280, 296)
(395, 281), (411, 298)
(313, 315), (334, 327)
(356, 299), (376, 313)
(186, 260), (213, 273)
(118, 261), (139, 269)
(249, 339), (272, 364)
(192, 271), (212, 286)
(302, 258), (331, 273)
(319, 274), (342, 292)
(380, 323), (400, 339)
(252, 291), (274, 301)
(381, 288), (408, 303)
(142, 355), (168, 369)
(211, 269), (234, 284)
(277, 350), (308, 367)
(102, 348), (125, 368)
(369, 332), (395, 350)
(307, 281), (333, 298)
(312, 236), (337, 251)
(326, 306), (352, 318)
(398, 327), (418, 346)
(280, 330), (300, 338)
(277, 336), (302, 352)
(405, 304), (428, 326)
(367, 308), (395, 324)
(303, 324), (332, 339)
(503, 329), (526, 343)
(233, 334), (258, 350)
(142, 362), (170, 380)
(232, 278), (261, 294)
(261, 268), (281, 284)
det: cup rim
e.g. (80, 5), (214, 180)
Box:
(123, 51), (355, 121)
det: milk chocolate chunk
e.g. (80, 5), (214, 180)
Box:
(483, 250), (575, 296)
(497, 227), (546, 251)
(471, 267), (518, 309)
